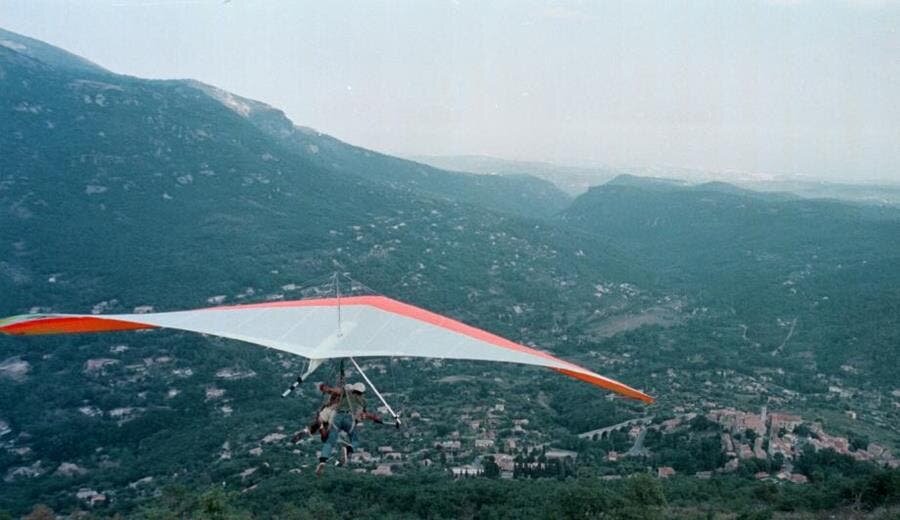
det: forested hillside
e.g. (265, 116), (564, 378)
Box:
(561, 179), (900, 387)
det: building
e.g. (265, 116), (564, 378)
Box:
(708, 408), (766, 436)
(721, 433), (735, 455)
(371, 464), (393, 476)
(753, 437), (767, 459)
(769, 413), (802, 433)
(789, 473), (808, 484)
(545, 449), (578, 461)
(436, 440), (461, 451)
(75, 488), (107, 507)
(491, 454), (515, 473)
(768, 435), (795, 460)
(451, 465), (483, 478)
(660, 417), (681, 432)
(351, 450), (376, 464)
(657, 467), (675, 479)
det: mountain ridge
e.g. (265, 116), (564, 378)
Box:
(183, 79), (572, 218)
(0, 27), (108, 75)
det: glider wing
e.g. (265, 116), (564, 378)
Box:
(0, 296), (653, 403)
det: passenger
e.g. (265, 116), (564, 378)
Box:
(315, 381), (383, 476)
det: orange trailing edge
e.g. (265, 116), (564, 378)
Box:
(553, 368), (654, 404)
(0, 315), (155, 336)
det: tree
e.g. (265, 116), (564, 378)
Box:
(771, 453), (785, 472)
(744, 429), (757, 444)
(619, 473), (668, 520)
(556, 476), (617, 518)
(849, 434), (869, 452)
(483, 456), (501, 479)
(296, 497), (339, 520)
(24, 505), (55, 520)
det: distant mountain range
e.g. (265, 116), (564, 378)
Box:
(414, 154), (900, 205)
(410, 154), (621, 195)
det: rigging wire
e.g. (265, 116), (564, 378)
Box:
(350, 356), (401, 427)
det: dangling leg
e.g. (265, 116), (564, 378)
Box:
(348, 416), (359, 453)
(317, 423), (337, 476)
(335, 413), (355, 466)
(344, 420), (359, 465)
(320, 424), (337, 459)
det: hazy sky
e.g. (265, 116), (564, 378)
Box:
(1, 0), (898, 181)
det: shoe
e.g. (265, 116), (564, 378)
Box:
(316, 462), (326, 477)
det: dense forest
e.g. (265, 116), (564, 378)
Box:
(9, 449), (900, 519)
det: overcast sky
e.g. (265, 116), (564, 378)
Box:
(1, 0), (898, 181)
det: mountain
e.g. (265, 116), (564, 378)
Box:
(411, 154), (623, 195)
(186, 82), (572, 219)
(739, 178), (900, 206)
(0, 28), (108, 75)
(603, 174), (689, 191)
(606, 175), (797, 202)
(0, 28), (633, 318)
(417, 155), (900, 207)
(561, 177), (900, 386)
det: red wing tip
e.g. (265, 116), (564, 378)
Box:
(553, 368), (654, 404)
(0, 315), (155, 336)
(636, 394), (655, 404)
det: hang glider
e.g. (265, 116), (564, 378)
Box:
(0, 295), (653, 403)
